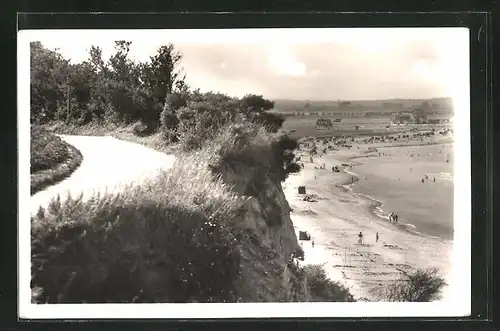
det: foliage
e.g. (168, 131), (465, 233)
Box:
(377, 268), (446, 302)
(30, 126), (70, 173)
(30, 41), (184, 130)
(31, 152), (247, 303)
(302, 264), (355, 302)
(30, 126), (83, 194)
(30, 42), (71, 124)
(281, 262), (355, 302)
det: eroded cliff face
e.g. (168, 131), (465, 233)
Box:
(214, 160), (300, 301)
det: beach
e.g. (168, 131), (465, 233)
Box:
(284, 130), (455, 302)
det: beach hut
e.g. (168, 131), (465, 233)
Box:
(316, 118), (333, 130)
(299, 231), (311, 241)
(298, 186), (307, 194)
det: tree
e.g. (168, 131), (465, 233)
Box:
(144, 44), (184, 106)
(88, 46), (106, 74)
(240, 94), (274, 113)
(30, 42), (71, 123)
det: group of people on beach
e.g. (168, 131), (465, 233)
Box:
(421, 174), (436, 183)
(388, 212), (399, 224)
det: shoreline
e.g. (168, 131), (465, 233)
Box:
(285, 137), (454, 302)
(339, 166), (453, 243)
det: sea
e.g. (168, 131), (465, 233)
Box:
(348, 143), (454, 241)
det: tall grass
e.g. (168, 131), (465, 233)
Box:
(31, 147), (248, 303)
(31, 121), (303, 303)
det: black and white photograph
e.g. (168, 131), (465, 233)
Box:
(19, 27), (471, 319)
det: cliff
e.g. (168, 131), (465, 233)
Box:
(214, 158), (300, 301)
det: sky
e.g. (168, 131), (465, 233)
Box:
(23, 28), (469, 101)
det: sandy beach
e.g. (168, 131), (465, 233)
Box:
(284, 129), (455, 302)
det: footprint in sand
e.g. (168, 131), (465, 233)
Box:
(382, 244), (401, 250)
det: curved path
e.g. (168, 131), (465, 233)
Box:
(30, 135), (176, 216)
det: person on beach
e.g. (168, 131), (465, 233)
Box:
(421, 178), (425, 183)
(433, 176), (436, 182)
(358, 231), (363, 245)
(376, 232), (379, 243)
(312, 240), (315, 248)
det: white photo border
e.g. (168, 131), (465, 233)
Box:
(18, 27), (471, 319)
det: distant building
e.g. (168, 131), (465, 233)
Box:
(316, 118), (333, 129)
(412, 108), (427, 124)
(391, 108), (427, 124)
(391, 112), (415, 124)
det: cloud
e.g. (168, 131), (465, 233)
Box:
(266, 45), (307, 77)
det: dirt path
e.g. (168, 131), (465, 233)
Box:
(30, 135), (176, 216)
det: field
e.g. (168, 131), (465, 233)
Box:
(271, 97), (454, 115)
(282, 115), (452, 139)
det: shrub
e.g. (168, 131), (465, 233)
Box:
(291, 246), (305, 262)
(278, 261), (310, 302)
(31, 141), (83, 195)
(254, 112), (285, 133)
(159, 91), (186, 142)
(303, 264), (355, 302)
(377, 268), (446, 302)
(131, 121), (155, 137)
(31, 126), (71, 173)
(279, 262), (355, 302)
(31, 153), (248, 303)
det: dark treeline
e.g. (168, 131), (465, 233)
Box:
(31, 40), (181, 127)
(31, 42), (285, 140)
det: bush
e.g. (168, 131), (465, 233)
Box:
(278, 262), (310, 302)
(303, 264), (355, 302)
(31, 141), (83, 195)
(280, 262), (355, 302)
(159, 92), (185, 142)
(31, 126), (71, 173)
(31, 153), (248, 303)
(378, 268), (446, 302)
(131, 121), (155, 137)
